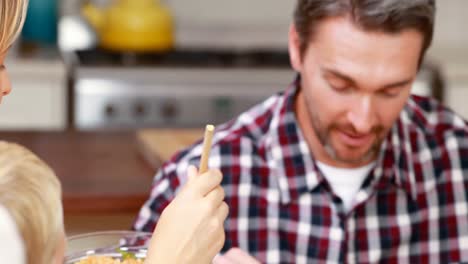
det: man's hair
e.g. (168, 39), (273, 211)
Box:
(0, 141), (63, 264)
(0, 0), (28, 53)
(294, 0), (435, 59)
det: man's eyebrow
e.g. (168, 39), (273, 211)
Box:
(323, 67), (414, 90)
(322, 68), (356, 85)
(379, 79), (413, 90)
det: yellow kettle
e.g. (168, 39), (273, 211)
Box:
(82, 0), (174, 52)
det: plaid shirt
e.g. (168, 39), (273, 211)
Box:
(134, 80), (468, 263)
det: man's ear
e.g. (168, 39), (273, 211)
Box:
(288, 24), (303, 72)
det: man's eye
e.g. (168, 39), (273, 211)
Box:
(330, 84), (351, 93)
(380, 88), (401, 98)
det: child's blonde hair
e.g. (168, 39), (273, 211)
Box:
(0, 141), (64, 264)
(0, 0), (28, 53)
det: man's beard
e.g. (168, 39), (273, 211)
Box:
(310, 111), (385, 165)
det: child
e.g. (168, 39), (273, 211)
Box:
(0, 141), (227, 264)
(0, 141), (65, 264)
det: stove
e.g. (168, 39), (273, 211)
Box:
(70, 49), (295, 130)
(75, 49), (291, 68)
(70, 49), (444, 130)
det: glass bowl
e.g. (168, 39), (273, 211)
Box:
(65, 230), (152, 263)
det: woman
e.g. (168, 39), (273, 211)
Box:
(0, 0), (23, 101)
(0, 1), (228, 263)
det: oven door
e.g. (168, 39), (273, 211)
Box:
(73, 67), (294, 130)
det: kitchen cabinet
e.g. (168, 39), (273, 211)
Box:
(0, 56), (67, 130)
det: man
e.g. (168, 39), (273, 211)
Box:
(134, 0), (468, 262)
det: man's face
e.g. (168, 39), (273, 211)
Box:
(289, 17), (423, 167)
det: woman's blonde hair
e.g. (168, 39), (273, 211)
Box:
(0, 141), (63, 264)
(0, 0), (28, 53)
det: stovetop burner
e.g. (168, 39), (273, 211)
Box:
(76, 48), (291, 68)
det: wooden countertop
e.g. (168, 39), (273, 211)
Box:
(0, 131), (155, 214)
(136, 128), (204, 169)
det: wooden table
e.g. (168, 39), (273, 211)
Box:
(0, 131), (155, 214)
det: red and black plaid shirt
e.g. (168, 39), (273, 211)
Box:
(134, 80), (468, 263)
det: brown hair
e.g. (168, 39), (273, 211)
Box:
(294, 0), (435, 60)
(0, 141), (63, 264)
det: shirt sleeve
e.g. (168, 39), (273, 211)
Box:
(132, 164), (183, 232)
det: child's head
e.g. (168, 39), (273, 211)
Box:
(0, 141), (65, 264)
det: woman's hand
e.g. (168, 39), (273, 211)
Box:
(145, 165), (229, 264)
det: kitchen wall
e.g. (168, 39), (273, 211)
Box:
(168, 1), (468, 61)
(431, 0), (468, 54)
(61, 0), (468, 51)
(428, 0), (468, 118)
(168, 0), (293, 26)
(168, 0), (468, 50)
(167, 0), (293, 49)
(61, 0), (468, 53)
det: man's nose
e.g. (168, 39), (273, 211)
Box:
(347, 96), (376, 134)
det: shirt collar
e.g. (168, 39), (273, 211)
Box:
(377, 102), (442, 202)
(267, 77), (325, 204)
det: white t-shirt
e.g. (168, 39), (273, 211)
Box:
(316, 161), (375, 212)
(0, 204), (25, 264)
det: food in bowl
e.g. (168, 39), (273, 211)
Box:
(65, 231), (151, 264)
(74, 255), (144, 264)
